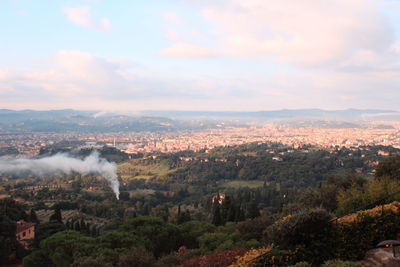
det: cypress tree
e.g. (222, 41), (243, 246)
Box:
(247, 199), (260, 219)
(212, 205), (222, 226)
(29, 209), (39, 224)
(49, 206), (62, 223)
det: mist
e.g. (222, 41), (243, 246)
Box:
(0, 152), (120, 199)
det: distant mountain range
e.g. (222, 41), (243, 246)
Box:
(0, 109), (399, 132)
(142, 109), (400, 121)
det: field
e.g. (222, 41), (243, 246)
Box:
(117, 159), (178, 180)
(219, 180), (265, 189)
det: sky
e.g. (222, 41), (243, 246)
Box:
(1, 0), (400, 111)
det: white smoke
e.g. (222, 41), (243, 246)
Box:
(0, 151), (120, 200)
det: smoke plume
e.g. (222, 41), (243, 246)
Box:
(0, 152), (120, 199)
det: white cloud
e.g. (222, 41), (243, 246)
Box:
(100, 18), (112, 32)
(64, 6), (92, 28)
(0, 69), (10, 81)
(64, 6), (112, 32)
(165, 31), (181, 42)
(165, 0), (394, 67)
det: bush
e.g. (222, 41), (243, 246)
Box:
(288, 262), (312, 267)
(335, 206), (400, 260)
(321, 259), (358, 267)
(118, 246), (156, 267)
(264, 209), (334, 265)
(179, 248), (247, 267)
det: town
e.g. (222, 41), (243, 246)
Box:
(2, 121), (400, 157)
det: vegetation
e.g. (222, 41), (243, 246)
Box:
(1, 143), (400, 266)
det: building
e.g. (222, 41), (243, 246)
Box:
(16, 220), (36, 249)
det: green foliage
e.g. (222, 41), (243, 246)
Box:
(237, 216), (273, 241)
(321, 259), (358, 267)
(178, 221), (216, 249)
(0, 198), (28, 221)
(265, 209), (334, 265)
(49, 206), (62, 223)
(24, 230), (97, 267)
(198, 222), (258, 253)
(29, 209), (39, 224)
(0, 235), (13, 264)
(70, 256), (113, 267)
(40, 231), (97, 266)
(375, 155), (400, 180)
(23, 250), (53, 267)
(117, 246), (156, 267)
(335, 207), (400, 260)
(98, 230), (147, 250)
(247, 199), (261, 219)
(212, 204), (222, 226)
(120, 216), (182, 257)
(336, 176), (400, 216)
(253, 248), (301, 267)
(35, 221), (66, 246)
(288, 262), (312, 267)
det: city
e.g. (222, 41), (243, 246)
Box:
(2, 121), (400, 157)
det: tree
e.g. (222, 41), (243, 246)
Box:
(265, 208), (334, 265)
(29, 209), (39, 224)
(49, 207), (62, 223)
(247, 199), (260, 219)
(0, 215), (17, 264)
(71, 256), (113, 267)
(376, 155), (400, 180)
(34, 221), (66, 246)
(178, 221), (216, 249)
(117, 247), (155, 267)
(24, 230), (97, 267)
(212, 205), (222, 226)
(120, 216), (182, 257)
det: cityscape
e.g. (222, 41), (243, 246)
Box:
(2, 121), (400, 157)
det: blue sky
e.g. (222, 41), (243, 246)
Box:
(1, 0), (400, 111)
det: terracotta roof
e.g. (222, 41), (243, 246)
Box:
(16, 221), (36, 234)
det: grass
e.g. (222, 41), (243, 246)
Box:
(128, 189), (156, 197)
(117, 159), (178, 180)
(219, 180), (265, 189)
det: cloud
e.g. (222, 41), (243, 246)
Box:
(165, 31), (181, 42)
(64, 6), (92, 27)
(0, 69), (9, 81)
(100, 18), (112, 32)
(64, 6), (112, 32)
(164, 0), (394, 67)
(159, 42), (216, 58)
(0, 51), (228, 110)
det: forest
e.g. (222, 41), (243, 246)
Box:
(1, 142), (400, 266)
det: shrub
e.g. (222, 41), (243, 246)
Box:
(287, 262), (312, 267)
(264, 208), (334, 265)
(321, 259), (358, 267)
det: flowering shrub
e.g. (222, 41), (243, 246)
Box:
(229, 246), (271, 267)
(337, 201), (400, 224)
(179, 248), (247, 267)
